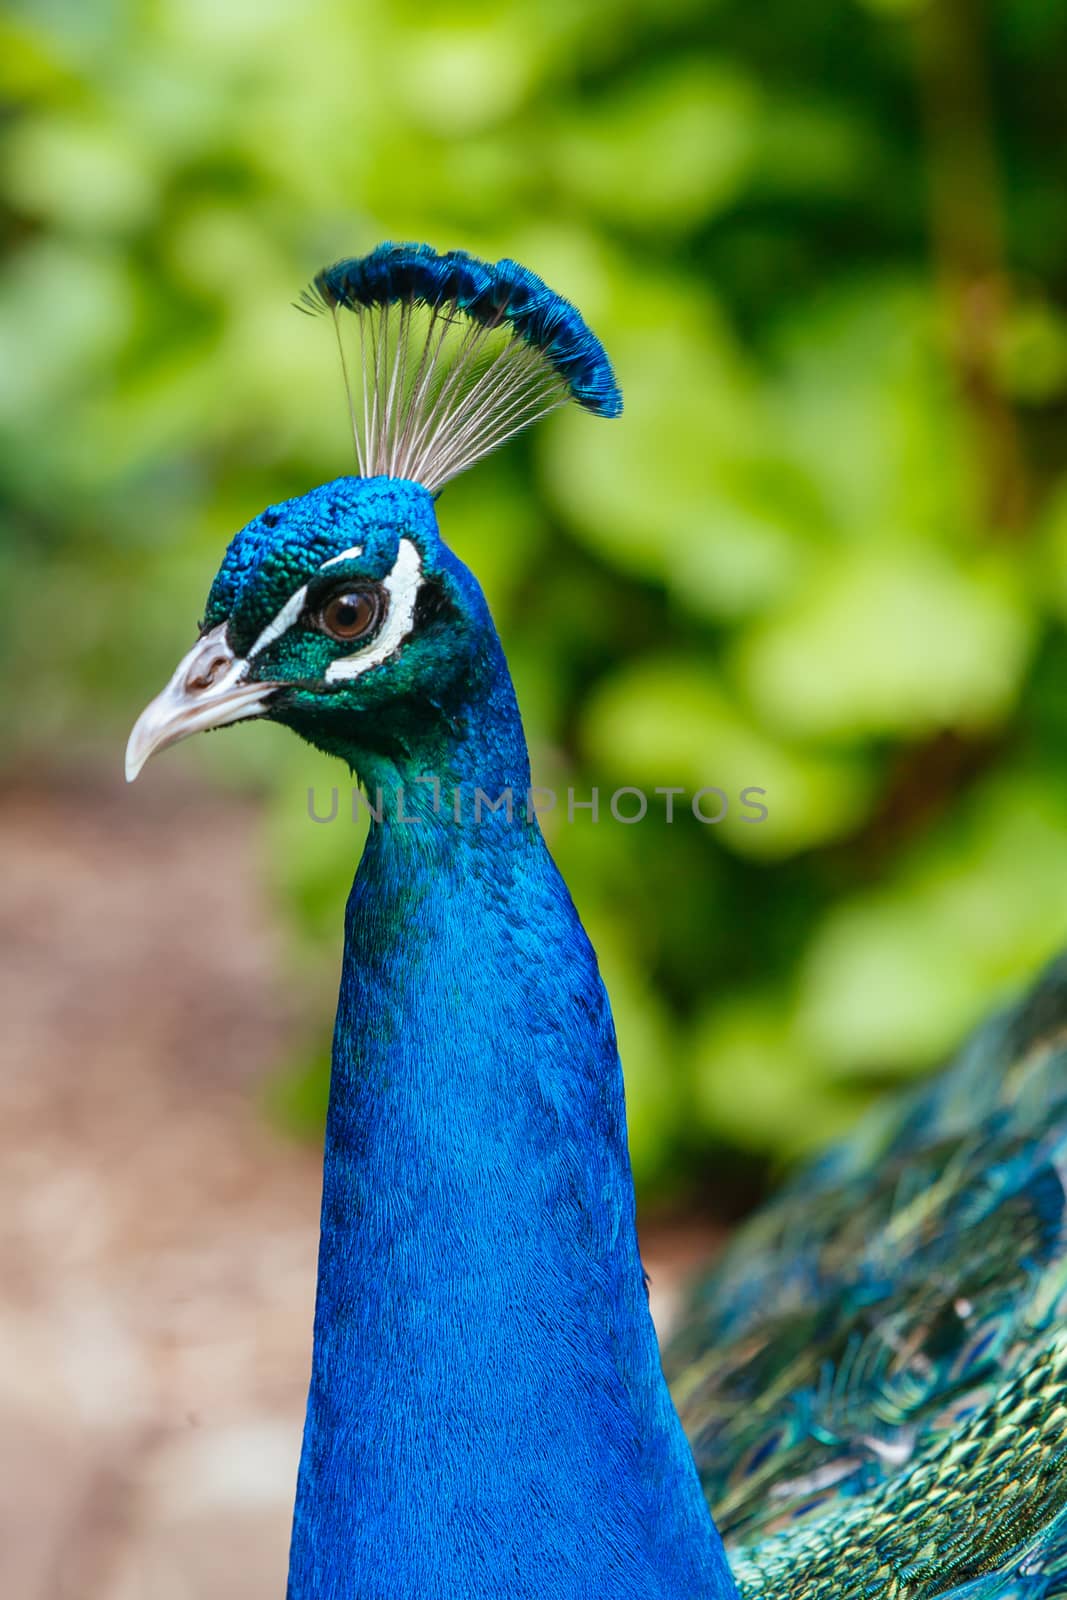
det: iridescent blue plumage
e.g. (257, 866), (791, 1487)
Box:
(284, 564), (736, 1596)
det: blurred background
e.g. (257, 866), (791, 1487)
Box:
(3, 0), (1067, 1592)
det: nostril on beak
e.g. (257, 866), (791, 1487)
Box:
(185, 653), (231, 693)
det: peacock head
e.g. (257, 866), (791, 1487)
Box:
(125, 244), (620, 785)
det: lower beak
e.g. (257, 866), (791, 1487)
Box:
(125, 624), (279, 782)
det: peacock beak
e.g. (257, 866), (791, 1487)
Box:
(125, 624), (279, 783)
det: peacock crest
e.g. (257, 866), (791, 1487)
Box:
(298, 242), (622, 490)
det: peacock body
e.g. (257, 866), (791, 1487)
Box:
(126, 244), (1067, 1600)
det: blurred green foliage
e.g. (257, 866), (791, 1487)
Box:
(5, 0), (1067, 1203)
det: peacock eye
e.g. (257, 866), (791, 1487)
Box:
(317, 590), (382, 643)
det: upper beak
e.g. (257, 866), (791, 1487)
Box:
(125, 624), (279, 783)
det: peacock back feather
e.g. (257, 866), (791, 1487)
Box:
(668, 954), (1067, 1600)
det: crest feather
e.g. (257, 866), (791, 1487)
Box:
(300, 243), (622, 491)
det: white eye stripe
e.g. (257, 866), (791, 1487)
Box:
(248, 583), (309, 660)
(247, 547), (363, 658)
(324, 539), (423, 682)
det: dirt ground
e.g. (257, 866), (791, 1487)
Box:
(0, 773), (718, 1600)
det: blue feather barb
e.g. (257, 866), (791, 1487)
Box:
(300, 242), (622, 490)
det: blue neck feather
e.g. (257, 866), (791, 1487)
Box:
(286, 625), (737, 1599)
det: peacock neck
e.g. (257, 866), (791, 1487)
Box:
(287, 637), (737, 1600)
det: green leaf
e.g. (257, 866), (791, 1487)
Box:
(797, 773), (1067, 1074)
(582, 656), (873, 856)
(735, 548), (1033, 741)
(689, 996), (862, 1156)
(554, 63), (759, 230)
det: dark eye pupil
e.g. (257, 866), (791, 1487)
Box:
(321, 591), (378, 641)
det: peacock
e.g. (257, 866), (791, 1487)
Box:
(125, 243), (1067, 1600)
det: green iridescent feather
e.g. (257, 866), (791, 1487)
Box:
(667, 953), (1067, 1600)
